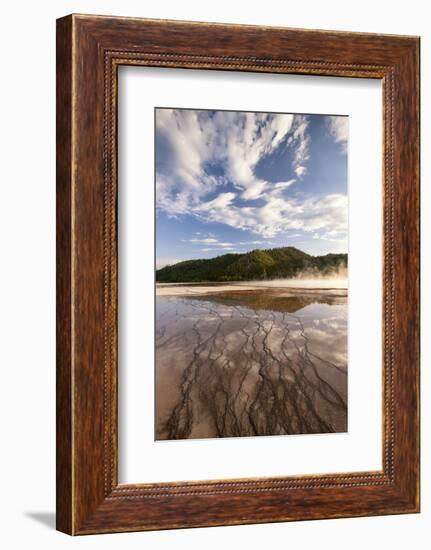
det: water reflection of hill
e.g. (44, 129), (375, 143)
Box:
(184, 289), (346, 315)
(156, 290), (348, 439)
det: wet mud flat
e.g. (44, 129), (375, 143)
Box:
(155, 286), (348, 440)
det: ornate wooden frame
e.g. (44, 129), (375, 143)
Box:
(56, 14), (420, 534)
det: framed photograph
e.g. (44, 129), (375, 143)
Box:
(56, 14), (420, 534)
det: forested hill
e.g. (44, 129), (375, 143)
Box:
(156, 247), (347, 283)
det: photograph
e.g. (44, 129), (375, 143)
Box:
(155, 107), (349, 440)
(0, 0), (423, 543)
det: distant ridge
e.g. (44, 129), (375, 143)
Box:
(156, 246), (347, 283)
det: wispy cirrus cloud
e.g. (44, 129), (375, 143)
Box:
(327, 116), (349, 153)
(184, 237), (234, 248)
(184, 235), (270, 253)
(188, 238), (219, 244)
(200, 247), (236, 252)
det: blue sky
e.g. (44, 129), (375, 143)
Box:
(155, 108), (348, 268)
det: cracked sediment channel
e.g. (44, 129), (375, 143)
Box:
(155, 284), (348, 440)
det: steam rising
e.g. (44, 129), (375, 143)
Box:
(236, 265), (347, 290)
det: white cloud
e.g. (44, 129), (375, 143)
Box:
(200, 247), (236, 252)
(274, 179), (296, 190)
(238, 240), (266, 245)
(327, 116), (349, 153)
(198, 192), (237, 211)
(292, 117), (310, 176)
(185, 236), (234, 248)
(295, 165), (306, 177)
(187, 238), (218, 244)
